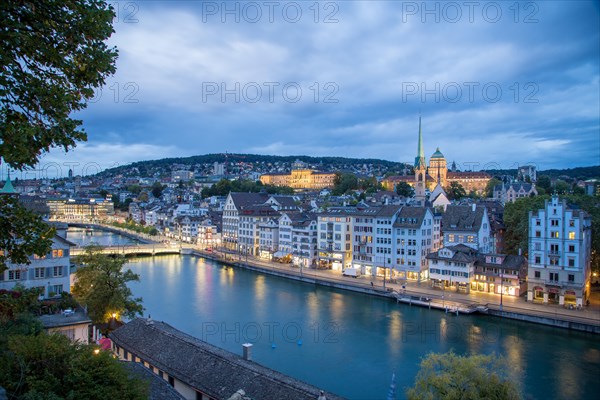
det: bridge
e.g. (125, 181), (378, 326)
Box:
(71, 243), (181, 257)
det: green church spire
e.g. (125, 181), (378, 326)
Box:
(0, 171), (17, 194)
(414, 115), (426, 169)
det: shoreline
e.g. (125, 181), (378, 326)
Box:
(187, 249), (600, 334)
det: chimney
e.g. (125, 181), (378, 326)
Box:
(471, 203), (476, 212)
(242, 343), (252, 361)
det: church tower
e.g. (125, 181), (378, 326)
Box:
(428, 147), (447, 187)
(414, 116), (426, 203)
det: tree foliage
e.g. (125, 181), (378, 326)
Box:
(201, 179), (294, 198)
(0, 196), (55, 273)
(1, 0), (118, 169)
(0, 332), (147, 399)
(1, 0), (118, 272)
(332, 172), (359, 195)
(151, 182), (164, 198)
(406, 351), (521, 400)
(446, 181), (467, 200)
(72, 246), (143, 324)
(503, 195), (549, 257)
(485, 177), (502, 198)
(396, 181), (415, 197)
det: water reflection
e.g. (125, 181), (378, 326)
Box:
(125, 255), (600, 400)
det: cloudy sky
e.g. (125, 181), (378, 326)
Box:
(34, 0), (599, 177)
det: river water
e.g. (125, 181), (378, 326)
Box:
(121, 254), (600, 400)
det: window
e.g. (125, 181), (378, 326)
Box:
(569, 220), (575, 227)
(568, 258), (575, 267)
(534, 256), (541, 264)
(535, 231), (541, 238)
(536, 219), (541, 226)
(568, 232), (575, 240)
(49, 284), (63, 295)
(34, 268), (45, 279)
(551, 219), (559, 226)
(53, 266), (63, 277)
(534, 271), (540, 278)
(551, 231), (559, 238)
(569, 245), (575, 253)
(8, 270), (22, 280)
(568, 274), (575, 282)
(52, 249), (64, 258)
(448, 234), (455, 242)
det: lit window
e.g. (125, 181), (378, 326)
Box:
(568, 232), (575, 240)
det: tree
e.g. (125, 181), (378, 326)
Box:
(396, 182), (415, 197)
(0, 0), (118, 272)
(0, 332), (148, 399)
(0, 196), (55, 273)
(446, 181), (467, 200)
(72, 246), (143, 324)
(537, 175), (552, 193)
(151, 182), (164, 198)
(406, 351), (521, 400)
(485, 178), (502, 198)
(554, 179), (570, 195)
(504, 196), (548, 257)
(332, 172), (359, 195)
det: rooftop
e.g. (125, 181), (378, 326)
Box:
(110, 318), (344, 400)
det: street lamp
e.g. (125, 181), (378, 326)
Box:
(500, 270), (504, 311)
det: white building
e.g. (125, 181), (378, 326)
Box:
(317, 209), (354, 271)
(222, 192), (269, 251)
(442, 204), (491, 253)
(493, 183), (537, 204)
(393, 207), (440, 282)
(0, 233), (75, 299)
(427, 244), (479, 293)
(290, 213), (318, 268)
(527, 195), (592, 306)
(258, 218), (280, 259)
(238, 205), (280, 256)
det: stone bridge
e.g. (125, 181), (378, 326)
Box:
(71, 243), (181, 257)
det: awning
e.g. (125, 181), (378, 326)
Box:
(273, 251), (287, 258)
(565, 291), (577, 296)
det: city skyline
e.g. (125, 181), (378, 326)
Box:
(35, 1), (599, 175)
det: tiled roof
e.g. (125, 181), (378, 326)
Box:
(393, 207), (428, 228)
(229, 192), (270, 209)
(123, 362), (186, 400)
(110, 319), (343, 400)
(442, 205), (486, 232)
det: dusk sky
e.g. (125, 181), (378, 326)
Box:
(33, 0), (600, 177)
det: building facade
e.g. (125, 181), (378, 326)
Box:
(493, 183), (537, 204)
(442, 204), (491, 253)
(0, 234), (74, 298)
(260, 169), (336, 190)
(527, 195), (592, 306)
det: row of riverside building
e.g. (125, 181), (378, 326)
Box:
(221, 192), (592, 307)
